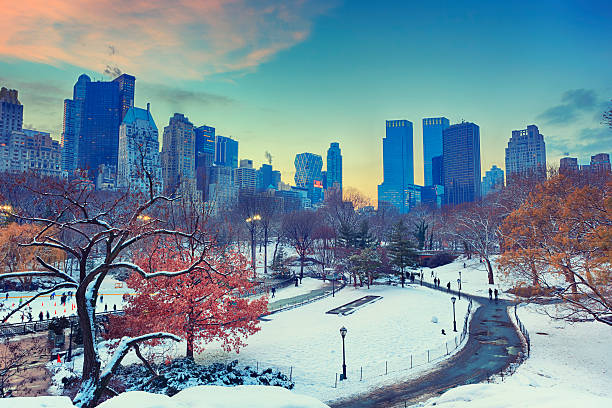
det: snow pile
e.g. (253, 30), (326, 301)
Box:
(415, 303), (612, 407)
(117, 358), (294, 395)
(0, 386), (330, 408)
(417, 383), (611, 408)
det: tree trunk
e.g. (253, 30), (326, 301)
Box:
(300, 254), (304, 280)
(186, 332), (194, 360)
(263, 227), (268, 275)
(485, 258), (494, 285)
(251, 230), (256, 274)
(74, 283), (101, 408)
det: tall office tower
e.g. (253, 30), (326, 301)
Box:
(590, 153), (611, 173)
(321, 171), (327, 189)
(481, 165), (504, 196)
(161, 113), (196, 197)
(377, 120), (414, 213)
(78, 80), (121, 179)
(442, 122), (481, 205)
(294, 152), (324, 205)
(215, 135), (239, 168)
(256, 163), (281, 191)
(194, 125), (216, 199)
(61, 74), (90, 175)
(432, 155), (443, 186)
(559, 157), (579, 175)
(505, 124), (546, 183)
(117, 104), (162, 194)
(422, 117), (450, 186)
(326, 142), (342, 191)
(113, 74), (136, 120)
(0, 87), (23, 141)
(208, 165), (238, 213)
(234, 159), (257, 193)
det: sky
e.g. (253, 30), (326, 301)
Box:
(1, 0), (611, 202)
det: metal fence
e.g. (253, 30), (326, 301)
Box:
(267, 279), (347, 314)
(513, 304), (530, 357)
(0, 310), (123, 338)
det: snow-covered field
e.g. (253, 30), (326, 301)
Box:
(196, 284), (472, 403)
(415, 303), (612, 407)
(270, 277), (327, 302)
(1, 386), (331, 408)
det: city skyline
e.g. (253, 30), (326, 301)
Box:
(1, 1), (611, 201)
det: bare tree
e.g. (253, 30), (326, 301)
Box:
(0, 336), (40, 398)
(282, 210), (319, 279)
(0, 172), (214, 408)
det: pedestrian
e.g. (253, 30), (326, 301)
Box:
(488, 288), (493, 301)
(494, 289), (499, 302)
(28, 312), (32, 322)
(100, 294), (104, 303)
(46, 311), (50, 319)
(447, 282), (450, 292)
(295, 277), (299, 287)
(299, 276), (303, 284)
(271, 287), (276, 298)
(463, 262), (466, 268)
(4, 293), (7, 300)
(431, 271), (434, 278)
(105, 304), (108, 312)
(113, 304), (117, 311)
(441, 329), (446, 335)
(39, 311), (43, 321)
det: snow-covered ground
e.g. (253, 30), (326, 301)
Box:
(196, 284), (472, 403)
(0, 276), (131, 324)
(414, 303), (612, 407)
(270, 277), (327, 302)
(0, 386), (331, 408)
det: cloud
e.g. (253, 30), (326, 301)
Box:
(537, 89), (603, 125)
(547, 126), (612, 158)
(0, 1), (337, 81)
(140, 83), (234, 112)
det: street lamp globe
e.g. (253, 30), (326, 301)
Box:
(340, 326), (347, 338)
(451, 296), (456, 304)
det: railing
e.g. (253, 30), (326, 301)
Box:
(268, 279), (347, 314)
(513, 304), (530, 357)
(0, 310), (123, 338)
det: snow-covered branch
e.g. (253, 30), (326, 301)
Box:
(1, 281), (78, 323)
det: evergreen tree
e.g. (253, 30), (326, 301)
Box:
(337, 221), (357, 248)
(387, 220), (418, 287)
(270, 247), (289, 276)
(413, 220), (428, 250)
(356, 220), (377, 249)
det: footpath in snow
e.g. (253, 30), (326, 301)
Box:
(414, 303), (612, 408)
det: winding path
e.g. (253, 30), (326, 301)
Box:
(329, 282), (525, 408)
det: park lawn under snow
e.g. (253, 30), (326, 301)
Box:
(196, 283), (472, 403)
(414, 303), (612, 408)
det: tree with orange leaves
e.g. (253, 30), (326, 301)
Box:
(108, 240), (268, 359)
(498, 173), (612, 325)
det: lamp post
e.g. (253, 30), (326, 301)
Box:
(457, 278), (461, 300)
(451, 296), (457, 332)
(67, 319), (74, 362)
(340, 326), (347, 380)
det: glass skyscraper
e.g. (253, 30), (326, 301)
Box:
(442, 122), (481, 205)
(61, 74), (90, 175)
(294, 152), (323, 205)
(422, 117), (449, 186)
(215, 135), (238, 168)
(326, 142), (342, 191)
(377, 120), (414, 213)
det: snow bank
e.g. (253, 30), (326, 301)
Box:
(1, 386), (330, 408)
(417, 383), (611, 408)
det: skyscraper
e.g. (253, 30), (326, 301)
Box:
(294, 152), (324, 205)
(257, 163), (281, 191)
(215, 135), (238, 168)
(113, 74), (136, 121)
(589, 153), (611, 173)
(234, 159), (257, 193)
(78, 80), (121, 179)
(117, 104), (162, 194)
(422, 117), (449, 186)
(432, 155), (443, 186)
(377, 120), (414, 213)
(0, 87), (23, 140)
(505, 124), (546, 183)
(442, 122), (481, 205)
(194, 125), (216, 199)
(326, 142), (342, 191)
(559, 157), (579, 175)
(161, 113), (196, 197)
(61, 74), (90, 175)
(481, 165), (504, 196)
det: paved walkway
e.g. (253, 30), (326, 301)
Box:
(330, 281), (524, 408)
(267, 280), (345, 313)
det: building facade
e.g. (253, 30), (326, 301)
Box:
(117, 104), (162, 194)
(505, 124), (546, 182)
(589, 153), (611, 174)
(423, 117), (450, 186)
(113, 74), (136, 121)
(61, 74), (90, 176)
(559, 157), (579, 175)
(208, 165), (238, 214)
(0, 87), (23, 141)
(326, 142), (342, 191)
(442, 122), (481, 205)
(0, 129), (62, 177)
(161, 113), (196, 197)
(377, 120), (414, 213)
(215, 135), (238, 168)
(481, 165), (504, 196)
(294, 152), (324, 205)
(256, 163), (281, 191)
(432, 154), (443, 186)
(234, 159), (257, 193)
